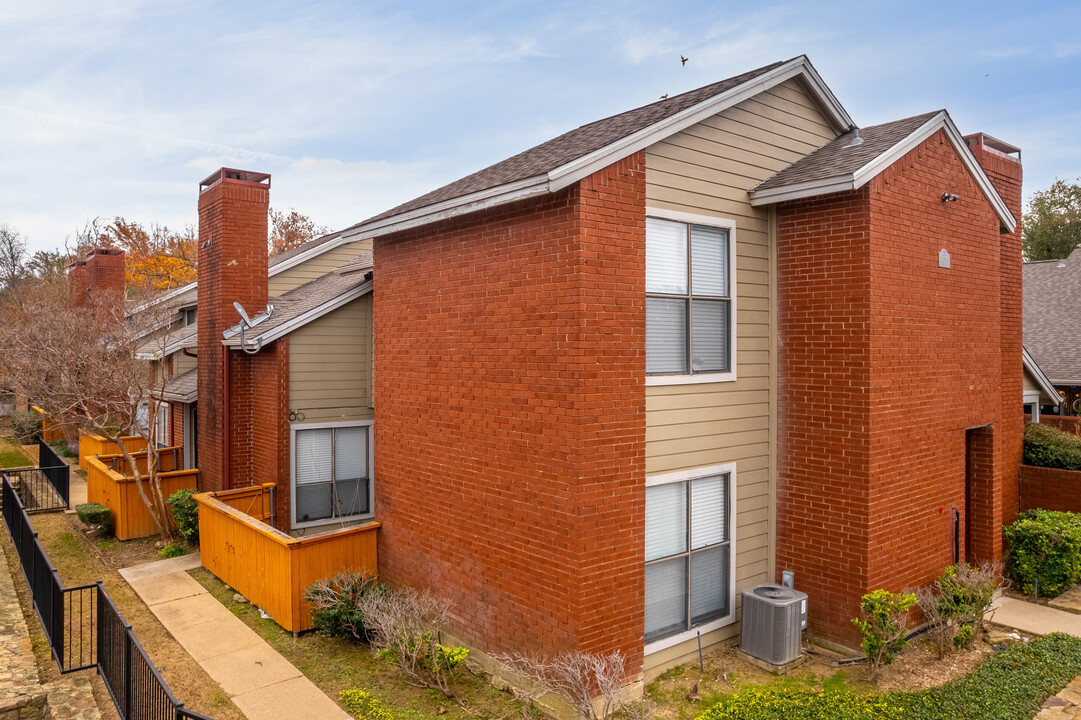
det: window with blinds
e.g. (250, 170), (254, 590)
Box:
(644, 472), (731, 644)
(646, 217), (731, 376)
(294, 424), (371, 526)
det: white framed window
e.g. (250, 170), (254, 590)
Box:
(645, 463), (736, 653)
(645, 208), (736, 386)
(154, 401), (170, 447)
(290, 420), (374, 529)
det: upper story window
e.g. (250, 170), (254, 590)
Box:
(184, 307), (197, 326)
(646, 211), (735, 384)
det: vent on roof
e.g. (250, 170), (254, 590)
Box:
(843, 128), (863, 148)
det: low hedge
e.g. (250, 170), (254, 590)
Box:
(1003, 509), (1081, 597)
(697, 633), (1081, 720)
(1024, 421), (1081, 471)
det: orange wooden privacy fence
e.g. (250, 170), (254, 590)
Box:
(32, 405), (64, 444)
(78, 433), (148, 472)
(196, 485), (380, 632)
(85, 454), (198, 540)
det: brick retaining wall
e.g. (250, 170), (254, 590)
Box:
(1020, 464), (1081, 513)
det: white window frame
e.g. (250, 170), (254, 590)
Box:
(290, 419), (375, 530)
(644, 462), (737, 655)
(154, 401), (170, 447)
(644, 207), (737, 386)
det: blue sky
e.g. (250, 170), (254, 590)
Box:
(2, 0), (1079, 253)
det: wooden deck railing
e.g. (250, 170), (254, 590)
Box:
(85, 456), (198, 540)
(98, 447), (182, 475)
(78, 434), (148, 472)
(196, 486), (379, 632)
(31, 405), (64, 444)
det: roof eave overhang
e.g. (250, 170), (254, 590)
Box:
(135, 335), (197, 361)
(338, 56), (854, 244)
(748, 111), (1017, 233)
(1023, 346), (1064, 406)
(222, 280), (373, 348)
(156, 388), (197, 404)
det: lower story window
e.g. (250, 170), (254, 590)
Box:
(645, 467), (733, 645)
(292, 422), (373, 527)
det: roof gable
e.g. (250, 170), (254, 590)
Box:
(332, 55), (853, 245)
(749, 111), (1017, 232)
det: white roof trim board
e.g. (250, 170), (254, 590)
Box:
(134, 333), (197, 361)
(221, 280), (373, 348)
(335, 56), (853, 246)
(748, 111), (1017, 233)
(1024, 346), (1062, 407)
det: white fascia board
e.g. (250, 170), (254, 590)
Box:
(126, 282), (197, 319)
(222, 280), (373, 348)
(548, 57), (851, 193)
(135, 334), (197, 361)
(749, 176), (857, 206)
(940, 115), (1017, 232)
(1024, 347), (1063, 406)
(337, 176), (551, 243)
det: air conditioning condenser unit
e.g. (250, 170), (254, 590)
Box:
(739, 583), (807, 666)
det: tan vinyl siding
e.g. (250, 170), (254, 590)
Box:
(173, 350), (197, 376)
(1023, 368), (1039, 393)
(288, 294), (374, 426)
(643, 78), (837, 675)
(270, 239), (373, 295)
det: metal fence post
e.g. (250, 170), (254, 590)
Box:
(124, 628), (133, 720)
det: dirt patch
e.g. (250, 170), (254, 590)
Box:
(871, 637), (991, 692)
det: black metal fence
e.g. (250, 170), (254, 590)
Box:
(37, 437), (70, 506)
(1, 474), (219, 719)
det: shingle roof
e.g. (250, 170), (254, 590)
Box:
(159, 368), (197, 404)
(135, 320), (197, 358)
(222, 253), (373, 346)
(752, 111), (941, 192)
(268, 229), (346, 269)
(1023, 247), (1081, 384)
(349, 60), (790, 229)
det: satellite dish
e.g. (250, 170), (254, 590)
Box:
(234, 301), (252, 326)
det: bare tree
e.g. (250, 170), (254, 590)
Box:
(0, 288), (179, 540)
(0, 225), (27, 295)
(269, 208), (329, 257)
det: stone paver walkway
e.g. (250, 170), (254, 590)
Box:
(120, 554), (350, 720)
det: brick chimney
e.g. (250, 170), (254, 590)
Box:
(67, 259), (88, 307)
(964, 131), (1024, 529)
(196, 168), (271, 492)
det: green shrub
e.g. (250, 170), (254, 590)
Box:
(304, 571), (383, 641)
(1003, 509), (1081, 597)
(935, 563), (1000, 647)
(340, 689), (394, 720)
(852, 589), (916, 677)
(1023, 421), (1081, 470)
(75, 502), (112, 533)
(697, 633), (1081, 720)
(9, 411), (41, 445)
(166, 489), (199, 544)
(158, 544), (186, 559)
(47, 439), (76, 459)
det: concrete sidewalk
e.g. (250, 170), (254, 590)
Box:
(990, 596), (1081, 719)
(119, 554), (349, 720)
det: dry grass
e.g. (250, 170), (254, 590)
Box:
(190, 567), (525, 720)
(3, 511), (244, 720)
(0, 434), (32, 468)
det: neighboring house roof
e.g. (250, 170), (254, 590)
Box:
(1023, 247), (1081, 384)
(327, 55), (853, 247)
(222, 254), (373, 348)
(134, 321), (197, 360)
(748, 111), (1016, 232)
(1024, 346), (1063, 407)
(158, 368), (197, 404)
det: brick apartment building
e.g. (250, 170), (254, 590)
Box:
(121, 55), (1023, 681)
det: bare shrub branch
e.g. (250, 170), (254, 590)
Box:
(494, 650), (628, 720)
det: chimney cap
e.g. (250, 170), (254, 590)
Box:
(963, 132), (1021, 161)
(200, 168), (271, 194)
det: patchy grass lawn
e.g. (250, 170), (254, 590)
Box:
(0, 434), (32, 468)
(3, 512), (244, 720)
(190, 567), (524, 720)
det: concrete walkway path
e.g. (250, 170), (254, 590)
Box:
(119, 554), (350, 720)
(990, 596), (1081, 719)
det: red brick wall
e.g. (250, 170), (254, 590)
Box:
(169, 401), (184, 452)
(775, 130), (1021, 647)
(67, 261), (88, 307)
(1020, 464), (1081, 512)
(373, 154), (646, 676)
(1034, 415), (1081, 437)
(85, 248), (126, 303)
(228, 338), (291, 529)
(196, 173), (270, 492)
(776, 187), (873, 645)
